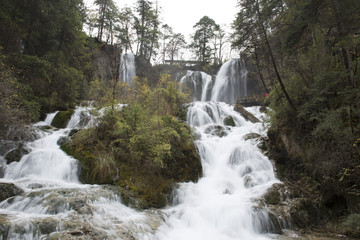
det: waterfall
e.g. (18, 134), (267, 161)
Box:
(119, 52), (136, 84)
(179, 71), (213, 101)
(155, 102), (279, 240)
(211, 58), (248, 104)
(0, 105), (159, 239)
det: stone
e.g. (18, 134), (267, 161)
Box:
(0, 183), (24, 202)
(4, 142), (30, 164)
(204, 125), (228, 137)
(51, 110), (74, 128)
(243, 133), (261, 141)
(263, 184), (282, 205)
(223, 115), (236, 126)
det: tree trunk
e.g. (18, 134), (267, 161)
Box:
(254, 48), (269, 93)
(255, 0), (296, 110)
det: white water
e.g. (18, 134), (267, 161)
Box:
(119, 52), (136, 84)
(211, 58), (248, 104)
(0, 105), (160, 239)
(0, 58), (281, 239)
(180, 71), (213, 101)
(155, 102), (279, 240)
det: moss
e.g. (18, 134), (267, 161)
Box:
(223, 115), (236, 126)
(51, 110), (74, 128)
(0, 183), (24, 202)
(61, 114), (202, 209)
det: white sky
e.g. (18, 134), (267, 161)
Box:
(86, 0), (238, 39)
(84, 0), (240, 61)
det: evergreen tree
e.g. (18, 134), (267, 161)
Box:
(190, 16), (219, 63)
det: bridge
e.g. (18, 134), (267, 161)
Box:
(164, 60), (210, 66)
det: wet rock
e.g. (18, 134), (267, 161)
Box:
(0, 215), (10, 239)
(204, 125), (228, 137)
(263, 183), (282, 205)
(34, 217), (58, 235)
(234, 104), (260, 123)
(0, 183), (24, 202)
(4, 126), (41, 142)
(51, 110), (74, 128)
(223, 115), (236, 126)
(257, 137), (268, 152)
(57, 136), (70, 147)
(243, 133), (261, 141)
(4, 142), (30, 164)
(0, 156), (5, 178)
(27, 183), (46, 189)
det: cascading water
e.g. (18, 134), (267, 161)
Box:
(211, 58), (248, 104)
(179, 71), (213, 101)
(0, 57), (283, 239)
(119, 52), (136, 84)
(155, 102), (280, 240)
(0, 105), (162, 239)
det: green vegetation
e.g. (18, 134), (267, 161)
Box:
(0, 0), (92, 123)
(51, 110), (74, 128)
(232, 0), (360, 222)
(62, 75), (201, 208)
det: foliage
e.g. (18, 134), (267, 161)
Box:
(63, 74), (201, 207)
(134, 0), (161, 60)
(234, 0), (360, 217)
(190, 16), (219, 63)
(0, 49), (40, 134)
(0, 0), (93, 113)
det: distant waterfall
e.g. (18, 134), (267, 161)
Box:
(211, 58), (248, 104)
(119, 52), (136, 84)
(179, 71), (213, 101)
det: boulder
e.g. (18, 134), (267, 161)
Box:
(4, 142), (30, 164)
(0, 183), (24, 202)
(223, 115), (236, 126)
(204, 125), (228, 137)
(51, 110), (74, 128)
(263, 184), (282, 205)
(243, 133), (261, 141)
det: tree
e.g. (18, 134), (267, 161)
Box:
(213, 24), (226, 64)
(0, 0), (92, 111)
(94, 0), (120, 44)
(190, 16), (219, 63)
(167, 33), (186, 62)
(134, 0), (161, 60)
(232, 0), (296, 110)
(117, 7), (135, 53)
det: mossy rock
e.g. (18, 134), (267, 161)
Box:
(4, 142), (30, 164)
(0, 182), (24, 202)
(243, 133), (261, 141)
(223, 115), (236, 126)
(51, 110), (74, 128)
(263, 184), (281, 205)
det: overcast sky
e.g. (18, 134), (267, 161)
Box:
(85, 0), (238, 39)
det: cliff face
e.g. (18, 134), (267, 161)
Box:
(92, 44), (121, 82)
